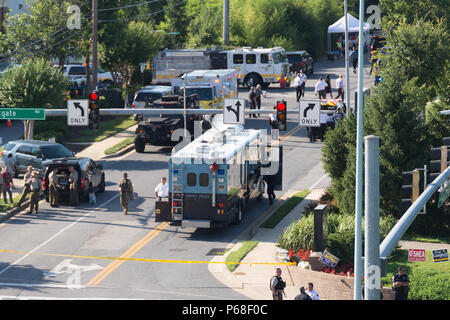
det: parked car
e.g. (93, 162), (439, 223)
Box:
(130, 85), (174, 109)
(42, 157), (105, 203)
(286, 51), (314, 75)
(0, 140), (74, 177)
(63, 64), (115, 87)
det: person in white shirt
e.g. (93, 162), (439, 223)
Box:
(268, 106), (277, 129)
(305, 282), (320, 300)
(298, 70), (307, 99)
(293, 72), (301, 102)
(155, 177), (169, 200)
(335, 75), (344, 100)
(315, 77), (328, 99)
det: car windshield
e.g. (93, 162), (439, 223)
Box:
(185, 88), (213, 100)
(135, 92), (164, 102)
(40, 145), (73, 159)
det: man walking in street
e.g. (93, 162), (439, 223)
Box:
(392, 266), (410, 300)
(335, 75), (345, 100)
(298, 69), (307, 98)
(155, 177), (169, 201)
(17, 166), (33, 206)
(315, 77), (328, 100)
(293, 72), (301, 102)
(255, 84), (263, 117)
(270, 268), (287, 300)
(68, 166), (79, 206)
(350, 46), (359, 73)
(119, 172), (134, 215)
(249, 86), (257, 118)
(28, 171), (42, 214)
(263, 175), (276, 205)
(48, 168), (60, 207)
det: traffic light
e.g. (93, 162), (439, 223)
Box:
(401, 169), (421, 212)
(429, 138), (450, 182)
(276, 100), (287, 131)
(89, 90), (100, 130)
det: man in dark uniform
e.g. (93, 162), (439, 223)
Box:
(392, 266), (410, 300)
(263, 175), (276, 205)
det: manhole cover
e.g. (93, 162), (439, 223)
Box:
(206, 248), (228, 256)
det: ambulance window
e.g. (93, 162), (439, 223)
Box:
(246, 54), (256, 64)
(199, 173), (209, 187)
(260, 54), (269, 64)
(187, 173), (196, 186)
(233, 54), (243, 64)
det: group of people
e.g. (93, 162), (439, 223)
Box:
(270, 268), (320, 300)
(314, 74), (345, 100)
(248, 84), (263, 118)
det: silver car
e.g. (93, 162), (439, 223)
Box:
(0, 140), (74, 177)
(130, 85), (173, 109)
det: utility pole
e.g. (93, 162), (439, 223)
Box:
(92, 0), (98, 91)
(344, 0), (351, 114)
(223, 0), (229, 45)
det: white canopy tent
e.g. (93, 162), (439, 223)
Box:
(327, 14), (370, 52)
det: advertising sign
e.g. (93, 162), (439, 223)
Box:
(408, 249), (426, 262)
(432, 249), (449, 263)
(319, 250), (340, 268)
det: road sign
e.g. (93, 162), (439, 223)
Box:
(67, 99), (88, 126)
(224, 98), (245, 125)
(432, 249), (448, 263)
(299, 100), (320, 127)
(408, 249), (426, 262)
(0, 108), (45, 120)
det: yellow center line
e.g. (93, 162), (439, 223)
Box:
(87, 221), (169, 286)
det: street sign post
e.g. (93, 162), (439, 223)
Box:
(299, 100), (320, 127)
(67, 99), (88, 126)
(224, 98), (245, 125)
(0, 108), (46, 120)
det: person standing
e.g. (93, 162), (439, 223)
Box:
(155, 177), (169, 201)
(350, 46), (359, 74)
(315, 77), (328, 100)
(305, 282), (320, 300)
(333, 107), (345, 122)
(325, 74), (333, 99)
(392, 266), (410, 300)
(337, 36), (343, 56)
(335, 75), (345, 100)
(263, 175), (276, 205)
(17, 166), (33, 206)
(2, 167), (14, 204)
(270, 268), (287, 300)
(293, 72), (301, 102)
(255, 84), (263, 117)
(28, 171), (42, 214)
(119, 172), (134, 215)
(268, 106), (277, 129)
(68, 166), (79, 206)
(248, 86), (257, 118)
(319, 111), (329, 142)
(48, 168), (60, 208)
(298, 69), (307, 98)
(294, 286), (312, 300)
(4, 153), (15, 177)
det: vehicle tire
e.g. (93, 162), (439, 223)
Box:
(232, 200), (244, 225)
(134, 135), (145, 153)
(99, 175), (105, 193)
(245, 73), (262, 88)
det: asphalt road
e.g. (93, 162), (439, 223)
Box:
(0, 55), (373, 300)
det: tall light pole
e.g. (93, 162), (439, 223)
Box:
(344, 0), (351, 114)
(92, 0), (98, 90)
(354, 0), (365, 301)
(223, 0), (229, 45)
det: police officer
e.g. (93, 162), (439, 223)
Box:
(392, 266), (410, 300)
(270, 268), (287, 300)
(28, 171), (42, 214)
(48, 168), (60, 207)
(68, 166), (79, 206)
(119, 172), (133, 215)
(263, 175), (276, 205)
(17, 166), (33, 206)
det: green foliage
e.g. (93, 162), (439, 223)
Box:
(34, 117), (69, 143)
(226, 241), (258, 272)
(278, 212), (314, 252)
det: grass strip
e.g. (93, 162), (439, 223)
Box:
(68, 116), (136, 143)
(0, 193), (30, 213)
(226, 241), (258, 272)
(260, 190), (310, 229)
(104, 136), (135, 155)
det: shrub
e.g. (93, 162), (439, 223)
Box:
(278, 212), (314, 251)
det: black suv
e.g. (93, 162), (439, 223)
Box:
(42, 158), (105, 203)
(286, 51), (314, 75)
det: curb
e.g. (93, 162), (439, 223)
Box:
(0, 198), (33, 223)
(101, 143), (135, 160)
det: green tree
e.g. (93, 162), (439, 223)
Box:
(0, 58), (68, 139)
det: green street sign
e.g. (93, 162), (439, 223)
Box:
(0, 108), (46, 120)
(438, 179), (450, 208)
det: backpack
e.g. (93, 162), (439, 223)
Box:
(271, 276), (286, 291)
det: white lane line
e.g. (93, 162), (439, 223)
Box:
(309, 174), (329, 190)
(0, 193), (120, 276)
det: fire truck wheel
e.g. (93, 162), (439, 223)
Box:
(134, 136), (145, 153)
(245, 73), (262, 88)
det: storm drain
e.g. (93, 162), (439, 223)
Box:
(206, 248), (229, 256)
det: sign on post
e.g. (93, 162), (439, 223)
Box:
(67, 99), (88, 126)
(319, 250), (340, 268)
(0, 108), (45, 120)
(299, 100), (320, 127)
(408, 249), (426, 262)
(224, 98), (245, 125)
(432, 249), (448, 263)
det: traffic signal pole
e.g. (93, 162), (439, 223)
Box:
(92, 0), (98, 90)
